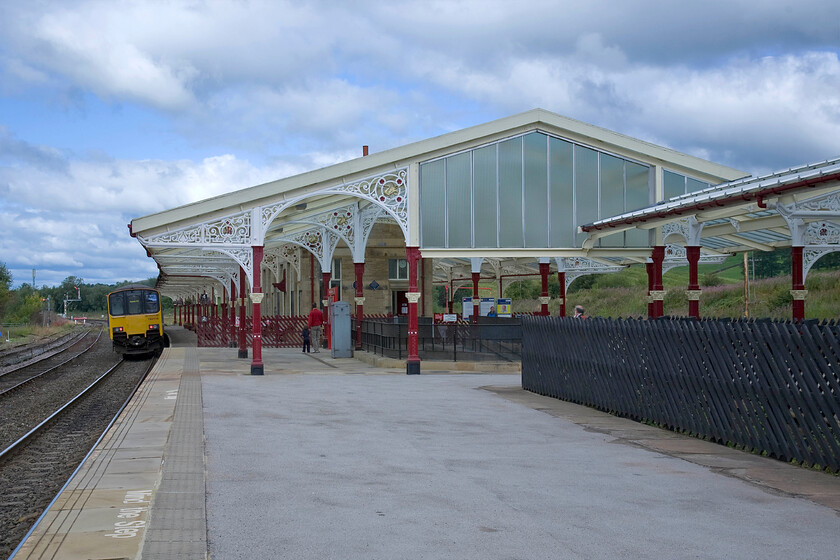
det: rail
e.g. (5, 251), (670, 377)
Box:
(7, 357), (155, 558)
(0, 330), (102, 397)
(358, 317), (522, 362)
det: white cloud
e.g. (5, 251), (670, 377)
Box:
(1, 0), (839, 287)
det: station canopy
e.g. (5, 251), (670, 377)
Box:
(131, 108), (781, 298)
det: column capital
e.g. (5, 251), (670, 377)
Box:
(249, 292), (264, 304)
(685, 290), (701, 301)
(405, 292), (422, 304)
(790, 289), (808, 301)
(648, 290), (667, 302)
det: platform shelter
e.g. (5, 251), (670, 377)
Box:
(131, 108), (840, 374)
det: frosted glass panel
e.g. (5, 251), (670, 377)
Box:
(575, 146), (598, 246)
(600, 154), (624, 218)
(599, 154), (624, 247)
(625, 161), (650, 212)
(447, 152), (472, 248)
(663, 170), (685, 200)
(499, 137), (523, 247)
(473, 145), (498, 247)
(686, 177), (708, 193)
(625, 228), (650, 247)
(420, 160), (446, 248)
(549, 137), (574, 246)
(523, 132), (548, 247)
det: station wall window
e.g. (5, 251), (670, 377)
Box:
(331, 258), (341, 296)
(388, 258), (409, 280)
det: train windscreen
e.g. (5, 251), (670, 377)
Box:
(109, 290), (160, 316)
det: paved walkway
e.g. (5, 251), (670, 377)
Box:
(14, 326), (840, 559)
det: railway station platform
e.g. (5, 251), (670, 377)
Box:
(13, 325), (840, 559)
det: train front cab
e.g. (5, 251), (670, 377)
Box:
(108, 287), (168, 355)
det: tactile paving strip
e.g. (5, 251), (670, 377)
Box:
(142, 346), (207, 559)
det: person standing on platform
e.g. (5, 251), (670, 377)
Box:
(308, 303), (324, 352)
(301, 326), (311, 353)
(573, 305), (587, 319)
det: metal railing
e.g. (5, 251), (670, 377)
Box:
(358, 317), (522, 362)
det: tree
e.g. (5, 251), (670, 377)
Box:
(0, 262), (11, 320)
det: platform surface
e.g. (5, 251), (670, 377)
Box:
(13, 326), (840, 559)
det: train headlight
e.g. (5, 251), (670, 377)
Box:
(113, 327), (124, 333)
(148, 324), (159, 330)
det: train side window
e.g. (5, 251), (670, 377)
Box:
(109, 293), (125, 316)
(126, 291), (143, 315)
(145, 291), (160, 313)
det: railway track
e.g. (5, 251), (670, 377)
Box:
(0, 329), (100, 396)
(0, 335), (156, 559)
(0, 329), (90, 374)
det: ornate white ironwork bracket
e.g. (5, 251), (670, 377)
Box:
(661, 216), (704, 246)
(556, 256), (625, 292)
(260, 168), (409, 245)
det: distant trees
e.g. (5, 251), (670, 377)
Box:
(0, 263), (11, 320)
(0, 270), (170, 323)
(751, 249), (840, 279)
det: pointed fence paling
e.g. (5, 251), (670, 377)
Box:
(196, 315), (309, 348)
(521, 316), (840, 472)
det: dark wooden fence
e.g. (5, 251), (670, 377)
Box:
(521, 316), (840, 472)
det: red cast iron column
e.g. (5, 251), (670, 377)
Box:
(322, 272), (331, 349)
(686, 246), (701, 319)
(471, 272), (480, 324)
(354, 263), (365, 350)
(229, 279), (236, 348)
(791, 246), (805, 322)
(238, 267), (248, 358)
(251, 246), (264, 375)
(406, 246), (422, 374)
(539, 261), (550, 316)
(651, 245), (665, 318)
(557, 272), (566, 317)
(221, 288), (228, 346)
(646, 261), (654, 318)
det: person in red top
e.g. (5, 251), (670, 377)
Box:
(308, 303), (324, 352)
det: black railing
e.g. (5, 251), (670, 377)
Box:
(521, 316), (840, 472)
(358, 317), (522, 362)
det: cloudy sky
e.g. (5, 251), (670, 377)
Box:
(1, 0), (838, 287)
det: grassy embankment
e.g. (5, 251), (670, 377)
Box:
(1, 323), (78, 348)
(515, 258), (840, 320)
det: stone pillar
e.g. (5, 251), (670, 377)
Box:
(251, 246), (264, 375)
(791, 246), (806, 322)
(238, 267), (248, 358)
(686, 246), (701, 319)
(557, 271), (566, 317)
(471, 272), (480, 324)
(354, 262), (365, 350)
(406, 246), (422, 375)
(539, 261), (550, 316)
